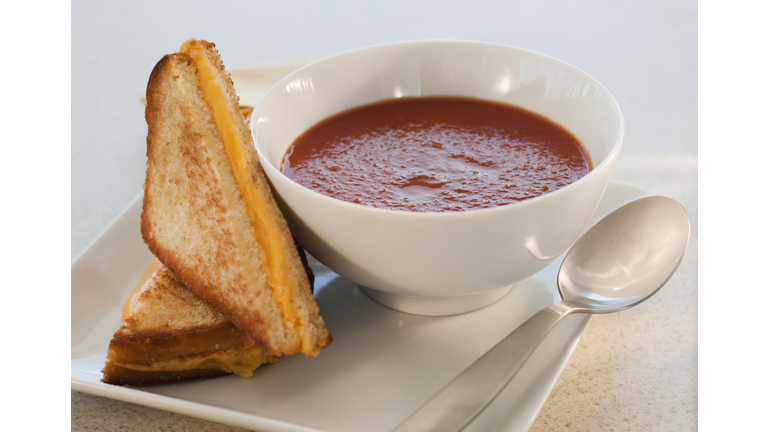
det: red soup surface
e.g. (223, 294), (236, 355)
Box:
(281, 97), (591, 212)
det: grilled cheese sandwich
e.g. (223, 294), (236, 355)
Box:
(102, 264), (281, 385)
(141, 39), (331, 358)
(102, 39), (331, 386)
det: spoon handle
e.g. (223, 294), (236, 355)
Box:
(392, 302), (574, 432)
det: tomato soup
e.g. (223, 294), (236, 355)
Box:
(281, 97), (591, 212)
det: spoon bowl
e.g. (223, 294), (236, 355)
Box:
(393, 196), (690, 432)
(558, 196), (690, 313)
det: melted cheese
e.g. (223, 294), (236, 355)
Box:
(115, 346), (281, 378)
(122, 257), (164, 321)
(179, 40), (298, 328)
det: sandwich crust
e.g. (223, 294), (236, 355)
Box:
(141, 40), (331, 357)
(101, 365), (229, 386)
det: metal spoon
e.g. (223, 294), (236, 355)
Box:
(393, 196), (690, 432)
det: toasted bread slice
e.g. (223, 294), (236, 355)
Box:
(101, 265), (281, 386)
(141, 39), (331, 357)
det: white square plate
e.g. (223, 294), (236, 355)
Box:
(73, 60), (645, 431)
(72, 171), (644, 432)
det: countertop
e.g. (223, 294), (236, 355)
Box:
(72, 1), (697, 430)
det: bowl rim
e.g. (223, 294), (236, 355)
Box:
(251, 39), (625, 218)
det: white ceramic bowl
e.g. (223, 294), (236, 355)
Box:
(251, 41), (624, 315)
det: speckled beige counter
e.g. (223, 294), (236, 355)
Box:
(72, 1), (696, 430)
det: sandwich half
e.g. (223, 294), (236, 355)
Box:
(102, 261), (281, 386)
(141, 39), (331, 357)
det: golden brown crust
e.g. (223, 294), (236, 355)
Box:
(141, 39), (331, 357)
(107, 322), (255, 365)
(102, 362), (229, 386)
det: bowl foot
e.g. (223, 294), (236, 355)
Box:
(359, 285), (513, 316)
